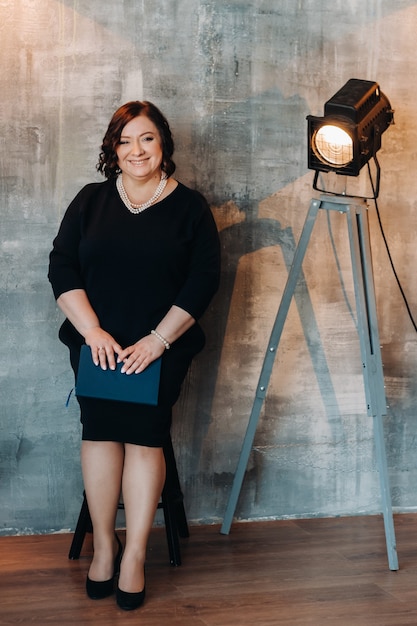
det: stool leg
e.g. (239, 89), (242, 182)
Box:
(68, 492), (92, 560)
(161, 484), (182, 566)
(163, 438), (189, 539)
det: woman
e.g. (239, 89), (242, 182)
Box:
(48, 101), (220, 611)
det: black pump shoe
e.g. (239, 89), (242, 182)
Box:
(86, 575), (114, 600)
(116, 585), (146, 611)
(86, 533), (123, 600)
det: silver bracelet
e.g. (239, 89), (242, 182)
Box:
(151, 329), (171, 350)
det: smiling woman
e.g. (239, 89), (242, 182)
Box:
(48, 100), (221, 611)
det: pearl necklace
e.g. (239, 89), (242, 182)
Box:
(116, 173), (168, 214)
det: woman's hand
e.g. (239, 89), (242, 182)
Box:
(117, 306), (196, 374)
(117, 334), (166, 375)
(84, 327), (123, 370)
(56, 289), (123, 370)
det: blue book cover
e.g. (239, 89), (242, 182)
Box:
(75, 345), (161, 405)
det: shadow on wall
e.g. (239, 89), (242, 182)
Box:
(179, 88), (352, 478)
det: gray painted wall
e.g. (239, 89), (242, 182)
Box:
(1, 0), (417, 534)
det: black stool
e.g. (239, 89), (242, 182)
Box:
(68, 436), (189, 566)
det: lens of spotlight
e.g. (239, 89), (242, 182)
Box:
(314, 125), (353, 167)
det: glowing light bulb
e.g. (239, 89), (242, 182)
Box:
(314, 125), (353, 167)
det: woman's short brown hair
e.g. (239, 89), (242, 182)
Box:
(97, 101), (176, 179)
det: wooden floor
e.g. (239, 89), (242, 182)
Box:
(2, 514), (417, 625)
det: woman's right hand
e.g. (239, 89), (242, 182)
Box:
(84, 327), (123, 370)
(56, 289), (122, 369)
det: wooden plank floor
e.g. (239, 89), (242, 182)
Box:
(2, 514), (417, 625)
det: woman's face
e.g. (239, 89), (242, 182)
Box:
(116, 115), (163, 182)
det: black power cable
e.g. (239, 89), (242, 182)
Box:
(367, 160), (417, 333)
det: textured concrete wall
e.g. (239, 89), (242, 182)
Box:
(1, 0), (417, 533)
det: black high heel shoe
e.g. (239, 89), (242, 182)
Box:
(86, 533), (123, 600)
(116, 585), (146, 611)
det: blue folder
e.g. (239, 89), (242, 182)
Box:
(75, 345), (161, 405)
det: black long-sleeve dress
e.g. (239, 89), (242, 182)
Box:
(48, 178), (220, 446)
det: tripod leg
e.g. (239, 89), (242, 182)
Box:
(373, 413), (399, 570)
(347, 202), (398, 570)
(220, 198), (321, 534)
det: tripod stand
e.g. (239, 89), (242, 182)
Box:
(220, 194), (399, 571)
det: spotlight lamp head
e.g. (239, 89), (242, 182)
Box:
(307, 78), (394, 177)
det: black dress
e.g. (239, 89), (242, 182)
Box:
(48, 179), (220, 447)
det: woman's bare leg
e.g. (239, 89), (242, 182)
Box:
(81, 440), (124, 581)
(118, 444), (166, 592)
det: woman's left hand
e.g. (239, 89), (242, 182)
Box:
(118, 333), (166, 375)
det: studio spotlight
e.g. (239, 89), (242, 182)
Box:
(307, 78), (394, 183)
(222, 77), (399, 571)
